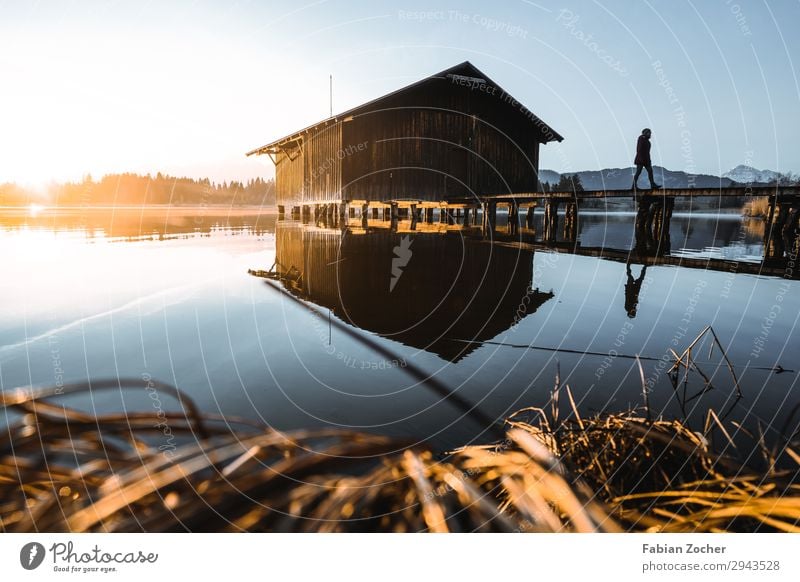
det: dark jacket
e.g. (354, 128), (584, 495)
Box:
(634, 134), (651, 166)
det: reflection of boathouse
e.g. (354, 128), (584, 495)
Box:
(274, 221), (554, 361)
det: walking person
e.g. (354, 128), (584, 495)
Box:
(632, 128), (661, 191)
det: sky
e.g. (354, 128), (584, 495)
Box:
(1, 0), (798, 186)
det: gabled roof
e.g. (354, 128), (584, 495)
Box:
(246, 61), (563, 156)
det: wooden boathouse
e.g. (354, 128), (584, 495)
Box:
(246, 61), (563, 218)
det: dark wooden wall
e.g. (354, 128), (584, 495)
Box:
(277, 73), (548, 206)
(341, 109), (539, 202)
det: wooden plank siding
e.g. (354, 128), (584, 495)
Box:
(253, 62), (562, 208)
(304, 121), (343, 205)
(341, 109), (540, 203)
(275, 146), (304, 208)
(275, 122), (343, 209)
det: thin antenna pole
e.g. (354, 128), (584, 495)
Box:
(329, 74), (332, 117)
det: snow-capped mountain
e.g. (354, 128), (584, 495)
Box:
(539, 167), (735, 190)
(539, 164), (790, 189)
(722, 165), (781, 184)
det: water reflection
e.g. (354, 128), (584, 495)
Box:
(0, 206), (276, 241)
(624, 264), (647, 318)
(273, 220), (554, 361)
(0, 207), (797, 450)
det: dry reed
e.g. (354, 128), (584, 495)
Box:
(1, 374), (797, 533)
(743, 197), (770, 218)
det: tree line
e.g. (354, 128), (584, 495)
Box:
(540, 173), (584, 193)
(1, 173), (276, 207)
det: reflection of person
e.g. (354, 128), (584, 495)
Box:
(624, 263), (647, 318)
(632, 128), (661, 190)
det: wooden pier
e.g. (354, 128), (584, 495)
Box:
(275, 185), (800, 278)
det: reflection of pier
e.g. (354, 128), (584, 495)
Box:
(265, 220), (554, 361)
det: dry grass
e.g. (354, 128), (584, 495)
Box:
(497, 400), (800, 532)
(1, 375), (798, 533)
(743, 196), (770, 218)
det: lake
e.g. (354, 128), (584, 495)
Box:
(1, 206), (798, 452)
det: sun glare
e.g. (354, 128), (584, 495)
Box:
(28, 203), (46, 217)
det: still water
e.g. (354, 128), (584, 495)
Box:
(1, 206), (797, 451)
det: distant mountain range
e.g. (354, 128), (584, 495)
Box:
(540, 165), (792, 190)
(722, 165), (783, 184)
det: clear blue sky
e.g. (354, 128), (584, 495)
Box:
(1, 0), (798, 184)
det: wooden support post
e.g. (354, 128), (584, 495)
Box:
(526, 205), (536, 229)
(635, 197), (651, 235)
(764, 194), (779, 259)
(776, 201), (790, 233)
(564, 201), (577, 241)
(543, 199), (559, 242)
(655, 197), (674, 241)
(784, 205), (800, 240)
(509, 201), (519, 234)
(488, 201), (497, 232)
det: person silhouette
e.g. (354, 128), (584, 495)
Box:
(632, 128), (661, 191)
(624, 263), (647, 318)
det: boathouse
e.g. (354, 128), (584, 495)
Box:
(247, 61), (563, 216)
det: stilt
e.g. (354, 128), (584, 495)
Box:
(784, 205), (800, 240)
(508, 201), (519, 234)
(563, 201), (577, 241)
(543, 199), (559, 242)
(410, 204), (419, 228)
(635, 196), (652, 235)
(526, 204), (536, 229)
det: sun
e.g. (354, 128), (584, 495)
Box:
(28, 203), (46, 217)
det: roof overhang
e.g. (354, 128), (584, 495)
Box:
(246, 61), (563, 159)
